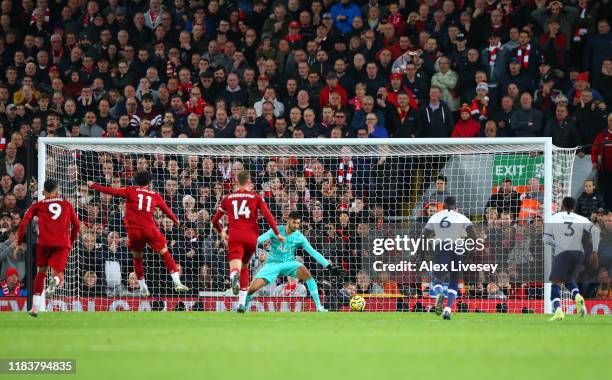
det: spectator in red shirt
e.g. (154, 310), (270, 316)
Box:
(185, 87), (207, 116)
(386, 72), (418, 109)
(452, 104), (481, 138)
(592, 113), (612, 208)
(103, 120), (124, 138)
(284, 21), (305, 50)
(539, 18), (568, 70)
(0, 268), (22, 296)
(319, 72), (347, 108)
(470, 82), (490, 121)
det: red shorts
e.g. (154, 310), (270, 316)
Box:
(127, 228), (168, 252)
(227, 236), (258, 264)
(36, 245), (71, 273)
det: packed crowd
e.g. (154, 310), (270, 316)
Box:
(0, 0), (611, 304)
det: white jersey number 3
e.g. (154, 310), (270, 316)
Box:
(232, 200), (251, 219)
(48, 203), (62, 220)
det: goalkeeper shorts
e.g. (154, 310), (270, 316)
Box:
(255, 261), (304, 284)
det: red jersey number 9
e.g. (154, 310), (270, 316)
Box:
(232, 199), (251, 219)
(49, 203), (62, 220)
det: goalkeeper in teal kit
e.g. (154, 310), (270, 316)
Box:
(238, 211), (344, 312)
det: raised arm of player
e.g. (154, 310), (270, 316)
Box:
(422, 226), (435, 239)
(466, 224), (478, 241)
(257, 195), (281, 236)
(88, 181), (129, 197)
(588, 223), (601, 266)
(257, 228), (276, 245)
(16, 204), (36, 246)
(68, 202), (81, 243)
(543, 224), (556, 248)
(301, 234), (345, 277)
(413, 222), (436, 259)
(155, 193), (179, 225)
(299, 235), (330, 267)
(588, 224), (601, 252)
(211, 197), (226, 234)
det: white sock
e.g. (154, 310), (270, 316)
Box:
(138, 279), (147, 289)
(40, 293), (45, 311)
(170, 272), (181, 285)
(238, 290), (247, 306)
(54, 275), (61, 286)
(444, 306), (452, 314)
(32, 295), (41, 310)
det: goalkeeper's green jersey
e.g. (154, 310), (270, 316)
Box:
(257, 226), (330, 267)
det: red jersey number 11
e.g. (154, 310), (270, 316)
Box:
(137, 194), (152, 212)
(232, 199), (251, 219)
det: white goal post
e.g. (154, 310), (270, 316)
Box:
(36, 137), (575, 313)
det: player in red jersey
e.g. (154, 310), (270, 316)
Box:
(87, 171), (188, 295)
(211, 170), (284, 307)
(15, 179), (80, 317)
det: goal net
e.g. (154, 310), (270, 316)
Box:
(37, 138), (576, 313)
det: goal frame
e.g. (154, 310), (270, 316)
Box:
(38, 137), (556, 313)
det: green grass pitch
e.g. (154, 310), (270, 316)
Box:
(3, 312), (611, 380)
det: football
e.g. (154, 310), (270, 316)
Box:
(350, 295), (366, 312)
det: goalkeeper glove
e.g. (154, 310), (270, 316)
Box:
(327, 265), (346, 278)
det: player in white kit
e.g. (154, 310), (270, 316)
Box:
(544, 197), (600, 321)
(423, 197), (478, 320)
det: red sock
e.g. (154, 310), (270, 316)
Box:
(133, 257), (144, 280)
(34, 272), (46, 296)
(161, 252), (178, 274)
(240, 267), (249, 291)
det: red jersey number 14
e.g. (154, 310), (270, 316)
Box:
(232, 199), (251, 219)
